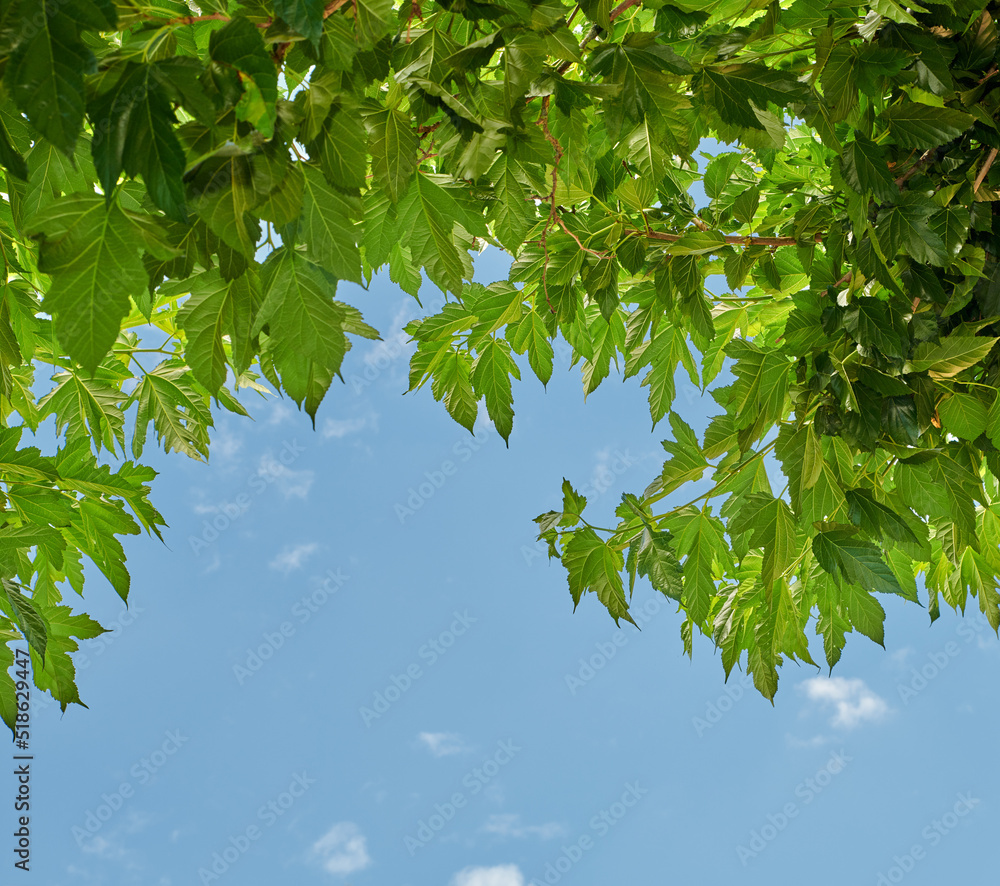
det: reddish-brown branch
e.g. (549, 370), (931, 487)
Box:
(557, 215), (610, 259)
(161, 13), (239, 25)
(894, 149), (935, 187)
(975, 147), (998, 193)
(324, 0), (352, 17)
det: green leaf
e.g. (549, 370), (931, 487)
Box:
(470, 338), (519, 444)
(724, 340), (790, 431)
(0, 581), (47, 661)
(175, 269), (256, 392)
(669, 508), (728, 627)
(312, 107), (368, 191)
(274, 0), (326, 46)
(25, 196), (146, 373)
(668, 230), (726, 255)
(845, 488), (920, 553)
(908, 335), (998, 378)
(300, 165), (362, 283)
(840, 135), (898, 202)
(397, 174), (487, 295)
(703, 153), (743, 200)
(813, 529), (905, 600)
(507, 310), (553, 386)
(209, 17), (278, 137)
(370, 108), (419, 202)
(38, 370), (126, 455)
(562, 528), (635, 626)
(89, 63), (188, 221)
(188, 155), (262, 258)
(429, 349), (478, 433)
(5, 0), (112, 152)
(702, 65), (808, 131)
(255, 248), (354, 420)
(630, 528), (683, 601)
(130, 365), (212, 461)
(883, 104), (975, 150)
(489, 155), (532, 252)
(659, 413), (710, 496)
(29, 604), (106, 709)
(938, 392), (988, 440)
(561, 479), (588, 527)
(728, 494), (798, 590)
(355, 0), (393, 45)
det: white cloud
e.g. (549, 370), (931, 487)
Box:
(785, 733), (829, 749)
(269, 542), (319, 574)
(267, 401), (294, 426)
(323, 413), (378, 439)
(210, 426), (244, 460)
(418, 732), (468, 757)
(257, 454), (314, 499)
(889, 647), (914, 668)
(800, 676), (889, 729)
(310, 822), (371, 876)
(451, 864), (525, 886)
(481, 814), (566, 840)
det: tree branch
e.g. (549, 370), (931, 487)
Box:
(975, 147), (998, 194)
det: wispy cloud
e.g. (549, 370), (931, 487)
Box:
(257, 454), (314, 499)
(481, 814), (567, 840)
(800, 676), (889, 729)
(451, 865), (525, 886)
(269, 542), (319, 574)
(209, 425), (244, 460)
(323, 413), (378, 439)
(310, 822), (371, 876)
(785, 733), (829, 749)
(418, 732), (468, 757)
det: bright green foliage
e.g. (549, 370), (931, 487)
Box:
(4, 0), (1000, 726)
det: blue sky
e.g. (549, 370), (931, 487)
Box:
(23, 247), (998, 886)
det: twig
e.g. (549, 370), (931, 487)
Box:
(974, 147), (998, 193)
(556, 215), (610, 259)
(894, 149), (934, 187)
(162, 13), (233, 25)
(324, 0), (352, 17)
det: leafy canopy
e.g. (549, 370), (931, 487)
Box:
(1, 0), (1000, 727)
